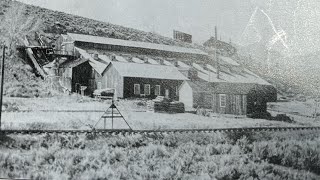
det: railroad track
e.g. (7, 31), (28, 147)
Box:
(1, 126), (320, 135)
(2, 109), (145, 113)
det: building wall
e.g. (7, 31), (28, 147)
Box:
(123, 77), (182, 99)
(193, 92), (213, 109)
(212, 94), (247, 115)
(179, 82), (193, 109)
(103, 64), (124, 98)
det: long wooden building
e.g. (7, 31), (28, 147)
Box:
(54, 32), (276, 115)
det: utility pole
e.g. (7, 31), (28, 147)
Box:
(0, 45), (6, 131)
(215, 26), (220, 79)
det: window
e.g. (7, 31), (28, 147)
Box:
(134, 84), (140, 95)
(144, 84), (150, 95)
(155, 85), (161, 96)
(220, 94), (226, 107)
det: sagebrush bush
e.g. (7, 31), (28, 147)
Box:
(1, 132), (320, 179)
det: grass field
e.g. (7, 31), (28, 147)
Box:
(1, 130), (320, 179)
(1, 96), (304, 130)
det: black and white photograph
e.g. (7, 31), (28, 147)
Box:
(1, 0), (320, 179)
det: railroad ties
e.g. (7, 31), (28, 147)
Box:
(1, 126), (320, 136)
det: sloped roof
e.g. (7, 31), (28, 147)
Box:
(99, 55), (112, 64)
(147, 58), (159, 65)
(59, 58), (88, 68)
(206, 64), (217, 73)
(196, 65), (270, 85)
(75, 47), (108, 75)
(187, 81), (213, 93)
(68, 33), (207, 55)
(110, 61), (188, 80)
(219, 56), (240, 66)
(163, 60), (174, 66)
(213, 82), (256, 94)
(131, 57), (144, 63)
(115, 55), (128, 62)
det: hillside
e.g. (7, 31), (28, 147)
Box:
(0, 0), (204, 97)
(1, 0), (314, 98)
(2, 1), (200, 48)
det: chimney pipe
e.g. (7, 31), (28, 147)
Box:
(93, 53), (99, 60)
(174, 61), (179, 67)
(111, 55), (116, 61)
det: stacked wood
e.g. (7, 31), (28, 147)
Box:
(154, 100), (185, 113)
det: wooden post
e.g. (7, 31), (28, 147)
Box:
(0, 46), (6, 131)
(111, 99), (114, 129)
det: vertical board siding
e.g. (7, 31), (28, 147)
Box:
(104, 64), (124, 98)
(212, 93), (247, 115)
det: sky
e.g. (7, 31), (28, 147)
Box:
(17, 0), (260, 44)
(17, 0), (320, 55)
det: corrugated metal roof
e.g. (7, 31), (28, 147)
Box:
(110, 61), (188, 80)
(68, 33), (207, 55)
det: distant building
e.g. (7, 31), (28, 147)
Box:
(203, 37), (237, 57)
(173, 30), (192, 43)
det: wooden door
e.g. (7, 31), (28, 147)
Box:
(165, 89), (169, 98)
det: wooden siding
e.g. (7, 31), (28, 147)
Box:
(104, 64), (124, 98)
(212, 94), (247, 115)
(123, 77), (182, 99)
(193, 92), (213, 109)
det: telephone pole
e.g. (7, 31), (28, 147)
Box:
(215, 26), (220, 79)
(0, 45), (6, 131)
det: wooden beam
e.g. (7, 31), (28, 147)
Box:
(23, 37), (47, 78)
